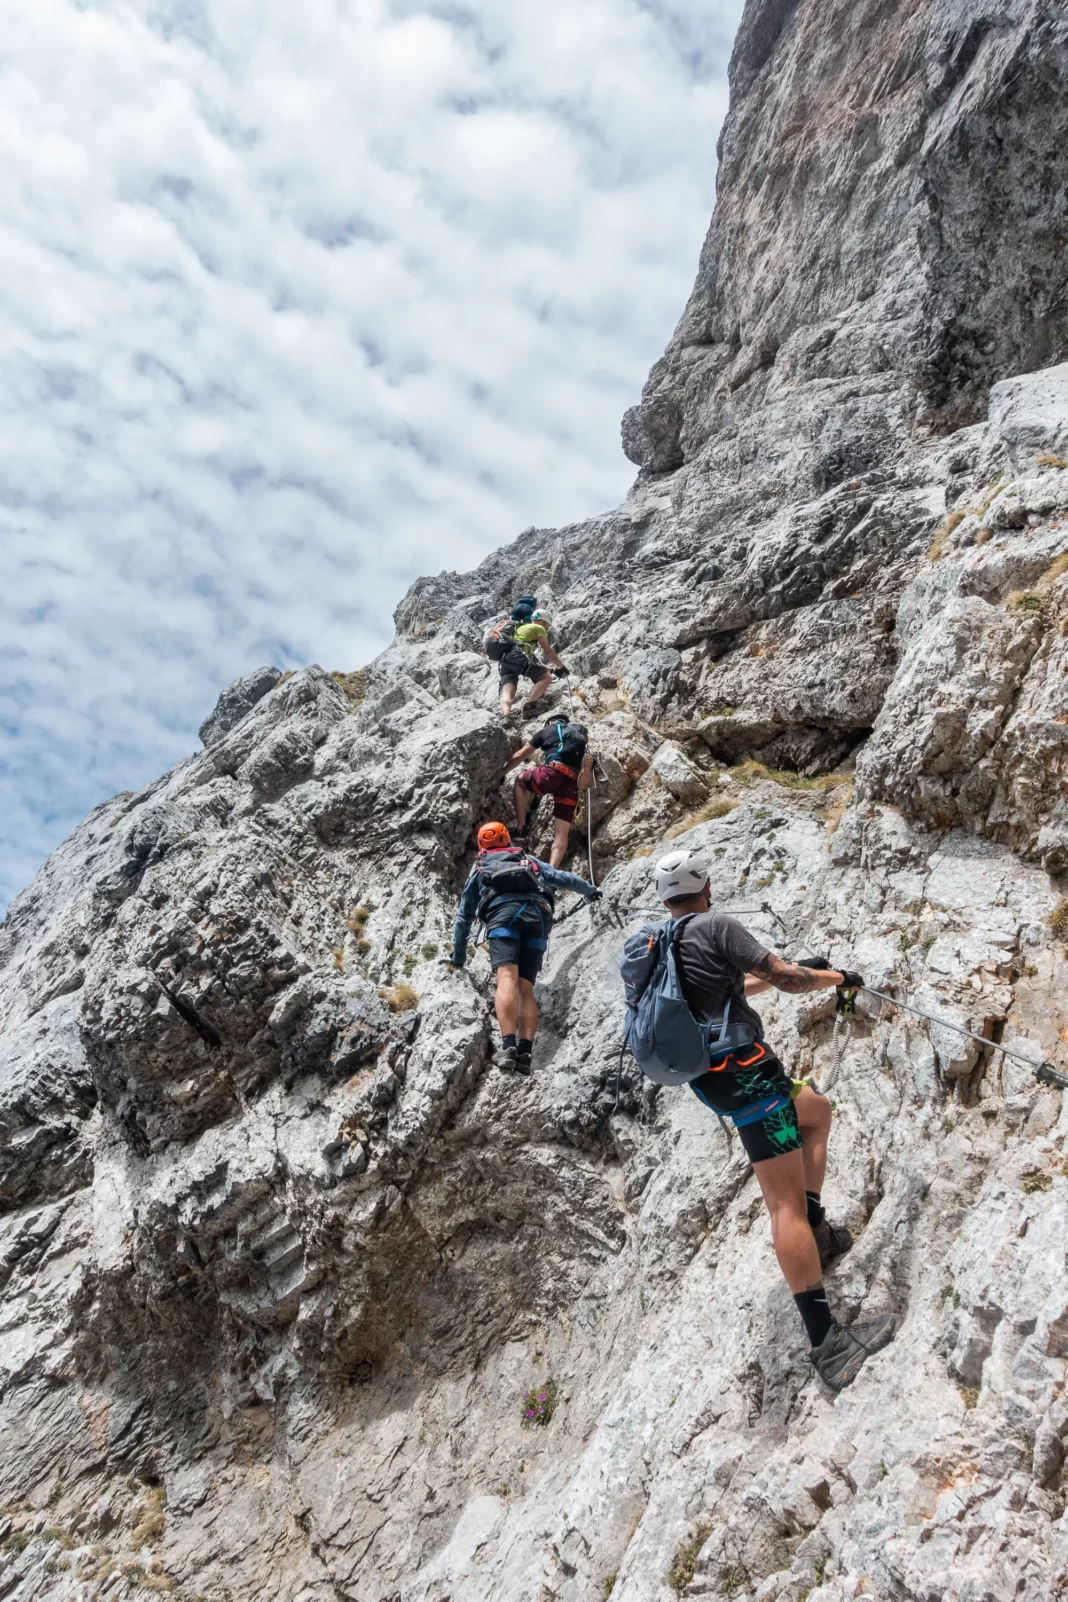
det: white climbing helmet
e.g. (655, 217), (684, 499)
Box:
(531, 609), (552, 626)
(654, 847), (711, 903)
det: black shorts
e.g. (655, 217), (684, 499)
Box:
(688, 1044), (804, 1164)
(486, 903), (549, 983)
(499, 653), (552, 690)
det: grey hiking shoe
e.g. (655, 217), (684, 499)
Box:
(514, 1047), (533, 1077)
(494, 1043), (518, 1072)
(813, 1218), (853, 1270)
(811, 1315), (897, 1391)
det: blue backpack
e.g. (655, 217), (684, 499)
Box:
(619, 915), (757, 1086)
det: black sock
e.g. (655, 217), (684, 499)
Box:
(806, 1191), (825, 1228)
(517, 1037), (534, 1058)
(794, 1285), (833, 1347)
(501, 1033), (517, 1049)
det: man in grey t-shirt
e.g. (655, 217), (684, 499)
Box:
(650, 847), (897, 1393)
(675, 910), (770, 1044)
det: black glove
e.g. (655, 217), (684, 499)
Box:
(837, 969), (865, 990)
(554, 666), (569, 678)
(797, 955), (832, 970)
(587, 888), (603, 902)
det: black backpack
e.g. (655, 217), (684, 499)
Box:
(483, 618), (518, 662)
(547, 721), (587, 769)
(476, 847), (553, 912)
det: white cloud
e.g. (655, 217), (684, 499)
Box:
(0, 0), (741, 910)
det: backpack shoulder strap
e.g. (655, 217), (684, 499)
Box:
(667, 912), (698, 948)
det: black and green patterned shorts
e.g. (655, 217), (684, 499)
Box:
(688, 1043), (805, 1164)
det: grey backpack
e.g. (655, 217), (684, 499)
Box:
(619, 916), (757, 1086)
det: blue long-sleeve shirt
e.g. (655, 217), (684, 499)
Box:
(452, 857), (597, 966)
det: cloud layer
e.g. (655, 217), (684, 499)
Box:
(0, 0), (741, 909)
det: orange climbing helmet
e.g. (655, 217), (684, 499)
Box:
(477, 821), (511, 851)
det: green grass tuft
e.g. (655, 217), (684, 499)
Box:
(666, 796), (738, 839)
(668, 1523), (711, 1594)
(331, 668), (370, 705)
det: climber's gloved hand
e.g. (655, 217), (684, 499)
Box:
(837, 969), (865, 990)
(587, 888), (603, 902)
(797, 955), (832, 970)
(554, 666), (569, 679)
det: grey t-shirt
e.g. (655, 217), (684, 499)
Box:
(675, 912), (769, 1039)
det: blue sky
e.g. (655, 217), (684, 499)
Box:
(0, 0), (742, 912)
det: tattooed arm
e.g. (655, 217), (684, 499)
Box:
(745, 952), (847, 994)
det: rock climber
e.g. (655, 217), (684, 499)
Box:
(506, 712), (592, 868)
(497, 609), (568, 718)
(451, 822), (600, 1074)
(640, 847), (896, 1391)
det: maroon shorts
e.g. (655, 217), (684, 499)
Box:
(520, 764), (579, 821)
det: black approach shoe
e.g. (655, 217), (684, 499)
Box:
(514, 1049), (533, 1077)
(494, 1043), (518, 1072)
(814, 1218), (853, 1270)
(811, 1315), (897, 1392)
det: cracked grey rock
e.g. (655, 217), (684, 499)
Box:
(1, 2), (1068, 1599)
(198, 663), (283, 747)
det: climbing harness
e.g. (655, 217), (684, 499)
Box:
(857, 984), (1068, 1091)
(486, 901), (550, 953)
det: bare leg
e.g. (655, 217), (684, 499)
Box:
(494, 965), (520, 1035)
(794, 1085), (831, 1197)
(513, 777), (530, 830)
(523, 672), (552, 709)
(548, 817), (570, 867)
(517, 979), (539, 1040)
(752, 1148), (822, 1293)
(500, 679), (517, 714)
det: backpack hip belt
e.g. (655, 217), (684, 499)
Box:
(548, 760), (579, 779)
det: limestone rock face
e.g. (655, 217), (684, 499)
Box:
(3, 4), (1068, 1600)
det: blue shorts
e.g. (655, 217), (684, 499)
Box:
(486, 903), (549, 983)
